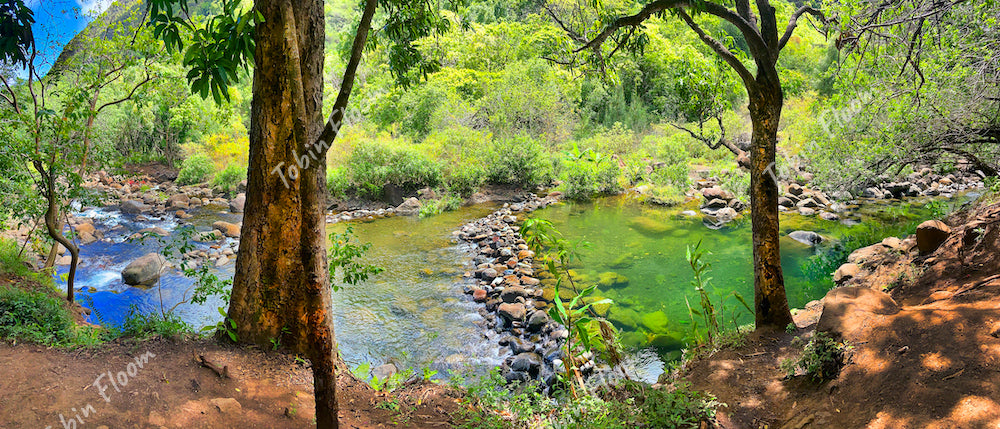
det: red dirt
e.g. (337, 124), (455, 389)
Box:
(0, 338), (463, 428)
(684, 199), (1000, 428)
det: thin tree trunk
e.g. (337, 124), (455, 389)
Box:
(34, 161), (79, 302)
(748, 83), (793, 329)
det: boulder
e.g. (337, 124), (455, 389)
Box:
(798, 207), (816, 216)
(229, 194), (246, 213)
(472, 288), (488, 302)
(139, 227), (170, 237)
(778, 197), (795, 208)
(816, 287), (899, 339)
(212, 221), (241, 238)
(122, 253), (167, 286)
(915, 220), (951, 254)
(819, 212), (840, 221)
(703, 198), (729, 210)
(395, 197), (421, 216)
(789, 230), (824, 246)
(498, 303), (526, 322)
(847, 244), (883, 264)
(714, 207), (738, 223)
(787, 183), (804, 196)
(628, 217), (670, 235)
(527, 310), (549, 331)
(796, 198), (819, 208)
(881, 236), (903, 251)
(833, 263), (860, 284)
(510, 352), (543, 373)
(120, 200), (150, 214)
(701, 187), (728, 201)
(165, 193), (190, 209)
(500, 286), (528, 303)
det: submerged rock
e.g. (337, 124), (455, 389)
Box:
(789, 230), (824, 246)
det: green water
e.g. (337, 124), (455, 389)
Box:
(529, 194), (971, 358)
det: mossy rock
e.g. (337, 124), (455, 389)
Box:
(619, 330), (646, 349)
(641, 310), (670, 333)
(609, 253), (635, 269)
(628, 216), (671, 235)
(598, 272), (629, 288)
(589, 297), (612, 317)
(648, 332), (684, 350)
(608, 307), (641, 330)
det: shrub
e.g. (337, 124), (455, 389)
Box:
(347, 141), (442, 200)
(444, 164), (485, 197)
(177, 154), (215, 185)
(327, 166), (350, 199)
(484, 135), (553, 188)
(561, 155), (622, 200)
(780, 332), (847, 381)
(210, 162), (246, 195)
(418, 194), (463, 218)
(0, 286), (75, 345)
(0, 238), (50, 286)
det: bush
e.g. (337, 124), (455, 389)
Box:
(327, 167), (350, 199)
(0, 286), (75, 345)
(210, 162), (246, 195)
(347, 141), (442, 200)
(177, 154), (215, 185)
(561, 155), (622, 200)
(444, 164), (485, 197)
(0, 238), (50, 286)
(780, 332), (846, 381)
(114, 306), (192, 340)
(418, 194), (463, 218)
(484, 135), (553, 188)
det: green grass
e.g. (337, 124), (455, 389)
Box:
(0, 238), (52, 287)
(0, 285), (78, 345)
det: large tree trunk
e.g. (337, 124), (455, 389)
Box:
(748, 81), (793, 329)
(227, 1), (339, 427)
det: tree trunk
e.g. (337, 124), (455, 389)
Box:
(748, 82), (793, 330)
(34, 161), (79, 302)
(227, 1), (340, 427)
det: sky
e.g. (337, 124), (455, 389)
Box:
(21, 0), (114, 76)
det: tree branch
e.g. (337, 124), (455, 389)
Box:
(575, 0), (686, 53)
(677, 9), (757, 89)
(97, 73), (154, 113)
(778, 6), (828, 51)
(314, 0), (378, 153)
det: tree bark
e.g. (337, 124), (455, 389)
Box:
(748, 80), (793, 329)
(34, 161), (79, 302)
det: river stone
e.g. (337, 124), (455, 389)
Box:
(480, 268), (498, 281)
(598, 272), (629, 288)
(510, 352), (542, 373)
(472, 288), (488, 302)
(372, 363), (398, 381)
(56, 255), (72, 266)
(916, 220), (951, 254)
(701, 187), (728, 200)
(715, 207), (738, 223)
(509, 337), (535, 354)
(796, 198), (819, 208)
(628, 217), (670, 235)
(139, 227), (170, 237)
(500, 286), (528, 303)
(395, 197), (421, 216)
(848, 244), (883, 264)
(820, 212), (840, 221)
(498, 303), (526, 322)
(787, 183), (804, 196)
(214, 256), (230, 267)
(197, 230), (223, 242)
(798, 207), (816, 216)
(789, 230), (824, 246)
(76, 221), (97, 236)
(166, 193), (189, 209)
(229, 194), (246, 213)
(120, 199), (150, 214)
(641, 311), (670, 333)
(212, 221), (241, 238)
(527, 310), (549, 331)
(122, 253), (167, 286)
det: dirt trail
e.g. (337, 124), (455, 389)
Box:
(685, 199), (1000, 428)
(0, 339), (461, 428)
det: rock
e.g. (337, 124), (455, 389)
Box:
(472, 288), (488, 302)
(395, 197), (421, 216)
(701, 187), (728, 200)
(166, 194), (190, 209)
(56, 255), (72, 266)
(847, 244), (883, 264)
(641, 311), (670, 333)
(214, 256), (230, 267)
(833, 263), (860, 283)
(76, 222), (97, 236)
(597, 272), (629, 288)
(915, 220), (951, 254)
(120, 200), (150, 214)
(862, 187), (885, 199)
(510, 352), (542, 373)
(798, 207), (816, 216)
(703, 198), (729, 210)
(212, 221), (241, 238)
(527, 310), (549, 331)
(789, 230), (824, 246)
(480, 268), (498, 281)
(229, 194), (246, 213)
(139, 227), (170, 237)
(881, 236), (903, 251)
(831, 190), (853, 201)
(787, 183), (804, 196)
(728, 199), (746, 212)
(778, 197), (795, 208)
(500, 286), (528, 303)
(175, 210), (192, 219)
(816, 287), (899, 339)
(714, 207), (738, 223)
(122, 253), (167, 286)
(209, 397), (242, 414)
(819, 212), (840, 221)
(498, 303), (526, 322)
(509, 337), (535, 354)
(680, 210), (698, 217)
(628, 217), (671, 235)
(372, 363), (398, 380)
(197, 230), (223, 242)
(796, 198), (819, 208)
